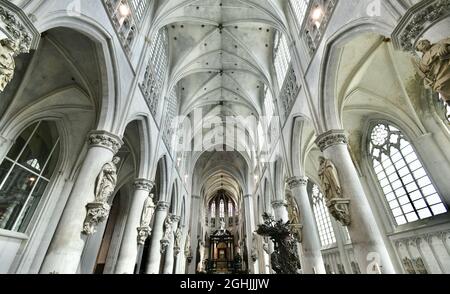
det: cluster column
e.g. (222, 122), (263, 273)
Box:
(115, 179), (154, 274)
(40, 131), (123, 274)
(286, 177), (326, 274)
(243, 194), (258, 274)
(315, 130), (395, 274)
(145, 201), (169, 274)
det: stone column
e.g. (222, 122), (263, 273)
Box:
(286, 177), (326, 274)
(145, 201), (169, 274)
(243, 194), (258, 274)
(162, 215), (180, 274)
(316, 130), (395, 274)
(115, 179), (154, 274)
(40, 131), (123, 274)
(330, 217), (352, 274)
(271, 200), (289, 223)
(188, 195), (201, 274)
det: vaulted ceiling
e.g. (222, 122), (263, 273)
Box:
(153, 0), (289, 120)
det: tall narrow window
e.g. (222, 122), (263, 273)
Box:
(311, 183), (336, 247)
(273, 32), (291, 87)
(0, 121), (60, 232)
(228, 200), (234, 217)
(369, 123), (447, 225)
(219, 199), (225, 218)
(210, 201), (216, 219)
(290, 0), (310, 27)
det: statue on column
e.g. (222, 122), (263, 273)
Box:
(415, 38), (450, 102)
(0, 39), (19, 92)
(174, 227), (182, 256)
(318, 156), (351, 226)
(137, 193), (155, 245)
(82, 156), (121, 235)
(160, 214), (173, 254)
(184, 234), (193, 263)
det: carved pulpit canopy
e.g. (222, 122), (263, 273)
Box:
(0, 0), (40, 91)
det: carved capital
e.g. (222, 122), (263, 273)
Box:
(82, 202), (110, 235)
(171, 215), (181, 223)
(88, 130), (123, 154)
(133, 178), (154, 192)
(243, 194), (252, 199)
(156, 201), (170, 211)
(315, 130), (348, 152)
(286, 176), (308, 189)
(160, 238), (170, 254)
(192, 195), (201, 200)
(271, 200), (287, 209)
(136, 226), (151, 246)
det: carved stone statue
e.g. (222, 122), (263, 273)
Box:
(0, 38), (19, 92)
(256, 213), (301, 274)
(251, 233), (258, 263)
(415, 38), (450, 102)
(184, 234), (193, 263)
(219, 218), (226, 231)
(174, 227), (182, 256)
(137, 194), (155, 245)
(318, 156), (351, 226)
(286, 193), (303, 242)
(160, 214), (173, 253)
(82, 156), (121, 235)
(94, 156), (120, 203)
(197, 240), (207, 273)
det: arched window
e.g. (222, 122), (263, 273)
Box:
(228, 200), (234, 217)
(369, 123), (447, 225)
(0, 121), (60, 232)
(210, 201), (216, 219)
(273, 31), (291, 87)
(310, 183), (336, 247)
(219, 199), (225, 218)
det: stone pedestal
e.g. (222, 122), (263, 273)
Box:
(115, 179), (154, 274)
(40, 131), (123, 274)
(287, 177), (326, 274)
(271, 200), (289, 223)
(316, 130), (395, 274)
(145, 201), (169, 274)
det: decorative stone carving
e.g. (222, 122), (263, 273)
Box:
(286, 192), (303, 243)
(251, 233), (258, 263)
(413, 257), (428, 274)
(88, 131), (123, 154)
(415, 38), (450, 102)
(392, 0), (450, 52)
(280, 65), (301, 119)
(82, 157), (120, 235)
(286, 176), (308, 190)
(160, 213), (174, 254)
(0, 1), (40, 92)
(402, 257), (416, 274)
(315, 130), (348, 152)
(156, 201), (170, 211)
(318, 156), (351, 226)
(256, 213), (301, 274)
(197, 240), (207, 273)
(137, 193), (155, 245)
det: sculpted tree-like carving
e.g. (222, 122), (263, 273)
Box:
(286, 193), (303, 242)
(82, 157), (120, 235)
(318, 156), (351, 226)
(256, 213), (301, 274)
(415, 38), (450, 102)
(0, 39), (19, 92)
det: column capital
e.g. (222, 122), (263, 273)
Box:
(271, 200), (287, 209)
(171, 215), (181, 223)
(243, 194), (252, 199)
(156, 201), (170, 211)
(286, 176), (308, 189)
(133, 178), (155, 192)
(192, 195), (201, 200)
(88, 130), (123, 154)
(315, 129), (348, 152)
